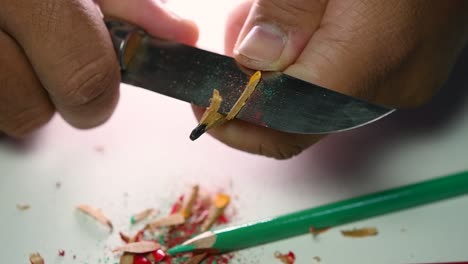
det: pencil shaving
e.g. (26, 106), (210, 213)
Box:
(309, 226), (330, 237)
(186, 253), (208, 264)
(191, 71), (262, 140)
(77, 204), (113, 232)
(119, 232), (132, 243)
(214, 193), (230, 209)
(226, 71), (262, 120)
(146, 249), (166, 262)
(201, 193), (231, 231)
(112, 241), (160, 254)
(120, 230), (145, 244)
(145, 213), (185, 231)
(119, 253), (134, 264)
(180, 185), (200, 218)
(131, 208), (158, 225)
(274, 251), (295, 264)
(17, 203), (31, 211)
(341, 227), (378, 237)
(29, 252), (44, 264)
(199, 89), (225, 130)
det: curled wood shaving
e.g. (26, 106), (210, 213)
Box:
(131, 208), (158, 225)
(112, 241), (160, 254)
(226, 71), (262, 120)
(29, 252), (44, 264)
(76, 204), (113, 232)
(199, 89), (226, 130)
(17, 203), (31, 211)
(186, 253), (208, 264)
(145, 213), (185, 231)
(191, 71), (262, 140)
(119, 253), (134, 264)
(274, 251), (295, 264)
(313, 256), (321, 262)
(201, 193), (231, 232)
(341, 227), (378, 237)
(180, 185), (200, 218)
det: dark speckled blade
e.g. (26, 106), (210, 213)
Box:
(120, 33), (394, 134)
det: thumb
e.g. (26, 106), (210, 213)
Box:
(233, 0), (327, 71)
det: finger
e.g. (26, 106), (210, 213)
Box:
(199, 0), (327, 158)
(201, 0), (327, 158)
(96, 0), (199, 45)
(286, 0), (468, 107)
(0, 31), (54, 137)
(233, 0), (328, 71)
(0, 0), (120, 129)
(192, 106), (322, 159)
(225, 0), (254, 56)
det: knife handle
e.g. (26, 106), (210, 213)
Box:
(104, 19), (144, 71)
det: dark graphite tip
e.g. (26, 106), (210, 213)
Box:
(190, 124), (207, 141)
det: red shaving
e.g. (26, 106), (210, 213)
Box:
(58, 249), (65, 256)
(217, 214), (229, 224)
(134, 230), (145, 242)
(275, 251), (296, 264)
(170, 195), (184, 214)
(133, 255), (151, 264)
(151, 249), (166, 262)
(113, 187), (234, 263)
(203, 253), (235, 264)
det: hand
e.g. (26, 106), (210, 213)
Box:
(0, 0), (198, 137)
(194, 0), (468, 159)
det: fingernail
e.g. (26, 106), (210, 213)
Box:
(236, 24), (286, 65)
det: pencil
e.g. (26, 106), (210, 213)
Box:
(168, 171), (468, 255)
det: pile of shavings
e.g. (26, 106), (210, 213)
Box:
(274, 251), (295, 264)
(114, 185), (234, 264)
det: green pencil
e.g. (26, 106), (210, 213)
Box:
(167, 171), (468, 255)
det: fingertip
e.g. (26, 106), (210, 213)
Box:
(225, 0), (253, 56)
(232, 0), (326, 71)
(139, 0), (199, 45)
(172, 18), (199, 46)
(56, 55), (120, 130)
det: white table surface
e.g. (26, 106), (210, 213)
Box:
(1, 1), (468, 263)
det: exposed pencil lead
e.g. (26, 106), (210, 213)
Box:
(190, 124), (207, 141)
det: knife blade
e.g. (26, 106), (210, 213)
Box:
(105, 19), (394, 134)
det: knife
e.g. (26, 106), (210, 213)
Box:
(105, 19), (395, 134)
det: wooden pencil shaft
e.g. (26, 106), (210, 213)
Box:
(212, 171), (468, 252)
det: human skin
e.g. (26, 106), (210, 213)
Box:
(0, 0), (198, 137)
(1, 1), (467, 160)
(193, 0), (468, 159)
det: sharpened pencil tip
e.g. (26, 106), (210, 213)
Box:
(190, 124), (207, 141)
(167, 244), (196, 256)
